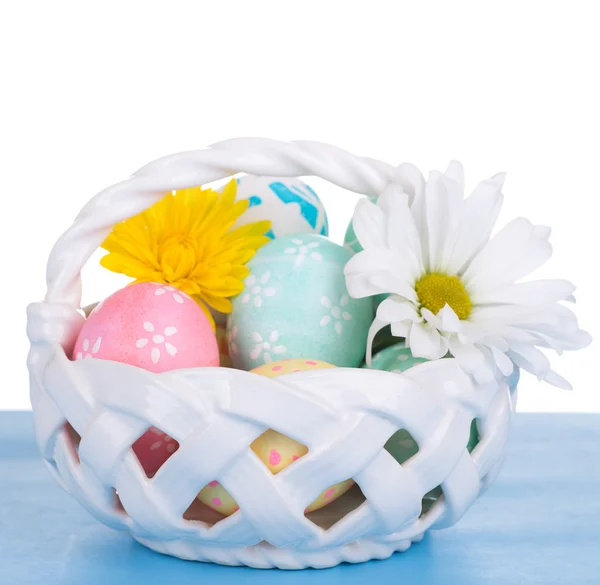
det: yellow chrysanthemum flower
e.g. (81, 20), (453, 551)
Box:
(100, 180), (272, 328)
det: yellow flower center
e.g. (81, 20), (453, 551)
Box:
(415, 273), (472, 320)
(159, 234), (198, 281)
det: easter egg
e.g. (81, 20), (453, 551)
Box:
(227, 234), (374, 370)
(72, 282), (219, 476)
(232, 175), (329, 239)
(343, 219), (362, 255)
(367, 343), (429, 374)
(197, 359), (354, 515)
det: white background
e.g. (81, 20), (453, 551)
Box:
(0, 1), (597, 411)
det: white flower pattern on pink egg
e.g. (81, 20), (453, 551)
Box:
(136, 321), (178, 364)
(75, 336), (102, 360)
(153, 284), (188, 304)
(149, 427), (178, 454)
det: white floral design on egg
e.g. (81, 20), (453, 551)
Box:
(153, 284), (189, 304)
(283, 238), (322, 267)
(241, 272), (276, 308)
(75, 336), (102, 360)
(249, 331), (287, 363)
(320, 295), (353, 335)
(136, 322), (178, 364)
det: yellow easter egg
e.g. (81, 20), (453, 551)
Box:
(197, 358), (354, 516)
(196, 480), (239, 516)
(251, 358), (335, 378)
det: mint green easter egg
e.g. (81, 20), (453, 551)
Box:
(367, 343), (429, 373)
(343, 221), (363, 255)
(228, 234), (374, 370)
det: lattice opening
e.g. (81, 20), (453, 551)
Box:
(305, 483), (366, 530)
(467, 419), (481, 453)
(131, 426), (180, 479)
(112, 488), (127, 516)
(193, 480), (241, 522)
(421, 485), (444, 517)
(384, 428), (419, 465)
(250, 429), (308, 475)
(64, 422), (81, 463)
(183, 489), (235, 527)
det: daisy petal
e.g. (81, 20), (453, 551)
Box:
(376, 190), (423, 276)
(490, 345), (514, 377)
(436, 304), (462, 333)
(472, 279), (576, 306)
(445, 174), (504, 274)
(352, 198), (387, 250)
(463, 218), (552, 293)
(507, 344), (552, 381)
(543, 369), (573, 390)
(365, 317), (390, 365)
(448, 337), (488, 374)
(409, 323), (447, 360)
(444, 160), (465, 190)
(391, 320), (412, 337)
(376, 296), (420, 324)
(345, 249), (417, 301)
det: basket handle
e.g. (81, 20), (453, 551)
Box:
(44, 138), (396, 309)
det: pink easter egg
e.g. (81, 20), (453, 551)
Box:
(72, 281), (219, 476)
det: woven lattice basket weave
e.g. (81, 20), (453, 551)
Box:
(26, 139), (514, 570)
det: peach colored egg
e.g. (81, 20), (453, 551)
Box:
(72, 281), (219, 476)
(197, 358), (354, 515)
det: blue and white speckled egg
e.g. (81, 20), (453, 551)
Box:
(232, 175), (329, 239)
(227, 234), (374, 369)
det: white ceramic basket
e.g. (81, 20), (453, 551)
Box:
(26, 139), (515, 570)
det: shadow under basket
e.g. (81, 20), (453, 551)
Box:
(26, 140), (515, 570)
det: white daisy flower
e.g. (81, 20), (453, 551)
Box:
(344, 161), (591, 388)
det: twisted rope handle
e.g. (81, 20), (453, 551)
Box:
(45, 139), (396, 308)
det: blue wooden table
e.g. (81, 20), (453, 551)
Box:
(1, 412), (598, 585)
